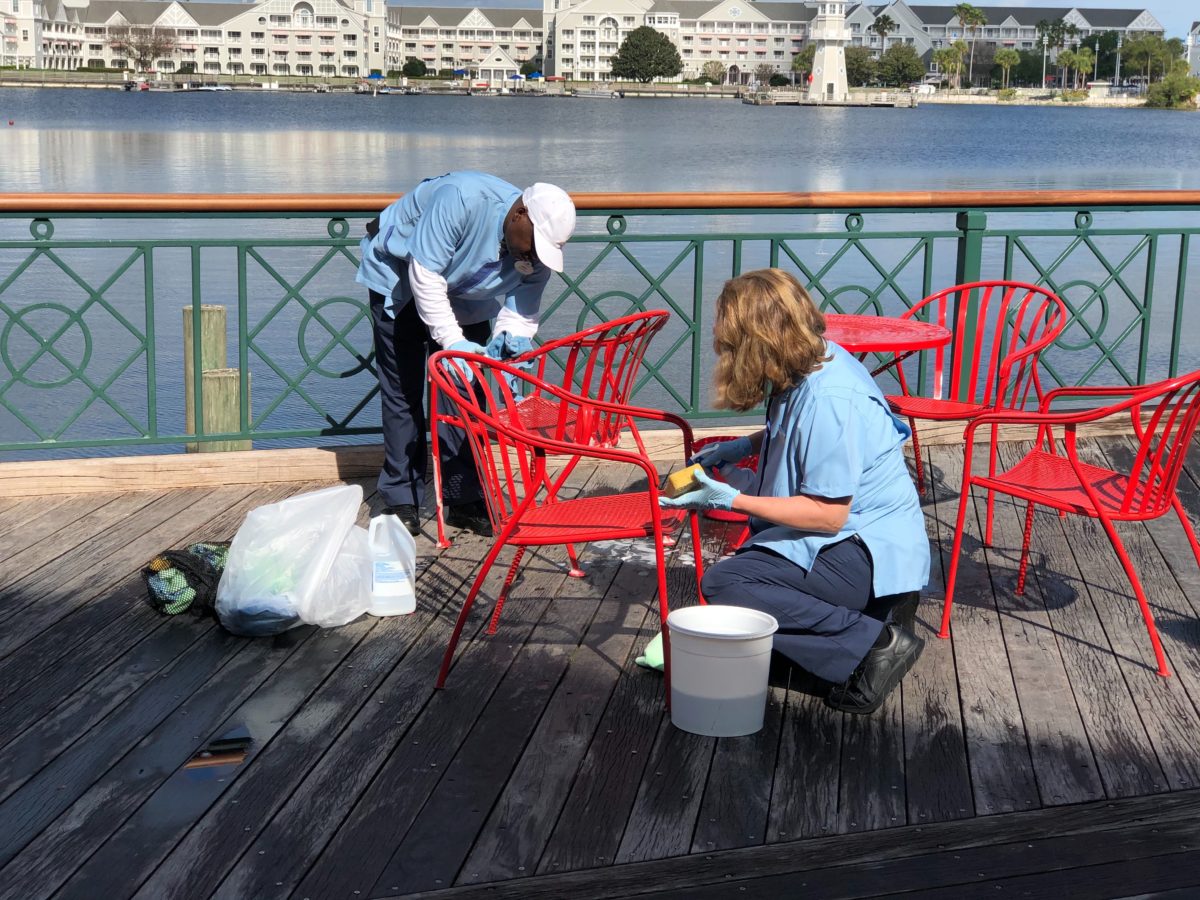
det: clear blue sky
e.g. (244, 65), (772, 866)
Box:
(392, 0), (1197, 40)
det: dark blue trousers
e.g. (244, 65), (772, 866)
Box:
(370, 290), (490, 509)
(700, 540), (884, 683)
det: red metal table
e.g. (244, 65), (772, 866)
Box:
(824, 312), (951, 377)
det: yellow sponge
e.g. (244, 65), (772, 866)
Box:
(664, 463), (704, 499)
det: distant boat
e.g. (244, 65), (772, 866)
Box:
(573, 88), (622, 99)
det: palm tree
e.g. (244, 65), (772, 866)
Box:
(931, 47), (959, 86)
(966, 6), (988, 85)
(993, 47), (1020, 88)
(1073, 46), (1094, 88)
(872, 14), (895, 55)
(1057, 49), (1076, 88)
(953, 3), (984, 85)
(952, 39), (968, 88)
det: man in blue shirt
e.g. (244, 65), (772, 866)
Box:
(357, 172), (576, 536)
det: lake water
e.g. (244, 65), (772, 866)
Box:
(3, 88), (1200, 193)
(2, 89), (1198, 455)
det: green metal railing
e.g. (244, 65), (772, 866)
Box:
(1, 191), (1198, 455)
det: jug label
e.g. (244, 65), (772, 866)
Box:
(374, 561), (410, 585)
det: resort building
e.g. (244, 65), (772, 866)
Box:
(0, 0), (1172, 84)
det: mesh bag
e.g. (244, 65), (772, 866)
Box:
(143, 541), (232, 617)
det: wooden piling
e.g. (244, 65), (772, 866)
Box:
(183, 305), (250, 452)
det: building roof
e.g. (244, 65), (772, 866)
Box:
(905, 6), (1148, 29)
(75, 0), (357, 28)
(391, 6), (541, 28)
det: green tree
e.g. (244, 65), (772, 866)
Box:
(608, 26), (682, 83)
(954, 3), (987, 85)
(931, 47), (959, 86)
(993, 47), (1020, 88)
(754, 63), (775, 86)
(791, 45), (816, 81)
(951, 39), (968, 88)
(1056, 48), (1076, 88)
(1073, 46), (1094, 88)
(844, 46), (877, 86)
(519, 59), (540, 76)
(1144, 67), (1200, 108)
(871, 14), (895, 53)
(700, 60), (727, 84)
(878, 43), (926, 86)
(107, 26), (177, 72)
(402, 57), (427, 78)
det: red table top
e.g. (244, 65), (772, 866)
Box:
(824, 313), (951, 354)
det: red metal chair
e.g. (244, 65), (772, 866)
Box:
(885, 280), (1069, 544)
(941, 370), (1200, 678)
(431, 310), (671, 550)
(428, 350), (705, 694)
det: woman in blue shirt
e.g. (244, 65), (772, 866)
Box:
(661, 268), (929, 714)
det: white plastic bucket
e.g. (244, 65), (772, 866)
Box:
(666, 605), (779, 737)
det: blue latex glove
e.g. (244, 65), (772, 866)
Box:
(447, 339), (486, 384)
(485, 331), (535, 366)
(690, 435), (753, 471)
(658, 469), (740, 511)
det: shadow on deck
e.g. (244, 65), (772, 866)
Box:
(3, 434), (1200, 898)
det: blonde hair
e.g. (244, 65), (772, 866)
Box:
(712, 268), (830, 411)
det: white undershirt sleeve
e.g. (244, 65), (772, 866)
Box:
(408, 258), (464, 348)
(492, 303), (539, 339)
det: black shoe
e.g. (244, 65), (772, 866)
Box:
(382, 504), (421, 536)
(445, 500), (493, 537)
(824, 624), (925, 715)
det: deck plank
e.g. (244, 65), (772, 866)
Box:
(134, 522), (500, 900)
(961, 444), (1105, 807)
(987, 441), (1166, 799)
(0, 493), (119, 559)
(0, 482), (304, 732)
(928, 442), (1040, 814)
(303, 464), (622, 896)
(902, 439), (973, 825)
(49, 620), (378, 900)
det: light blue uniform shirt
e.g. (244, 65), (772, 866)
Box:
(744, 342), (930, 598)
(355, 171), (551, 325)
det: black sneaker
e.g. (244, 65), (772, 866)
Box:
(824, 624), (925, 715)
(382, 504), (421, 536)
(445, 500), (493, 537)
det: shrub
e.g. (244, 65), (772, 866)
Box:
(1145, 72), (1200, 109)
(769, 74), (791, 87)
(997, 87), (1017, 101)
(1060, 89), (1088, 102)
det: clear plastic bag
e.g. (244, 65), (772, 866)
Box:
(216, 484), (371, 636)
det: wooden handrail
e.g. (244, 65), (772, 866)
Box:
(2, 190), (1200, 213)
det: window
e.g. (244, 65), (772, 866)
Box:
(228, 31), (241, 40)
(252, 32), (265, 42)
(583, 16), (594, 25)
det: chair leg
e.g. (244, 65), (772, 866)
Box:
(1173, 496), (1200, 569)
(985, 427), (998, 547)
(488, 546), (526, 635)
(689, 510), (706, 604)
(565, 543), (585, 578)
(909, 417), (925, 494)
(435, 537), (508, 688)
(1016, 501), (1037, 595)
(652, 521), (673, 709)
(1096, 515), (1170, 677)
(430, 386), (451, 550)
(939, 477), (975, 640)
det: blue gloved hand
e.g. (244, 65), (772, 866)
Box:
(485, 331), (535, 366)
(689, 435), (753, 472)
(447, 339), (486, 384)
(658, 469), (740, 512)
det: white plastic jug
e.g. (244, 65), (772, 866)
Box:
(367, 514), (417, 616)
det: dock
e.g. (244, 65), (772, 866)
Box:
(2, 431), (1200, 897)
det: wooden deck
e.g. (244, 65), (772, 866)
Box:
(3, 435), (1200, 899)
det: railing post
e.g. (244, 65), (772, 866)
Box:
(953, 209), (986, 402)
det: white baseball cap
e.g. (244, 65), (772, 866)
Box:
(522, 183), (576, 273)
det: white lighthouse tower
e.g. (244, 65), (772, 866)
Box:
(807, 0), (850, 102)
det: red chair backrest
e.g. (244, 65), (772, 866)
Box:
(526, 310), (669, 445)
(1118, 371), (1200, 519)
(429, 351), (630, 532)
(901, 281), (1069, 408)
